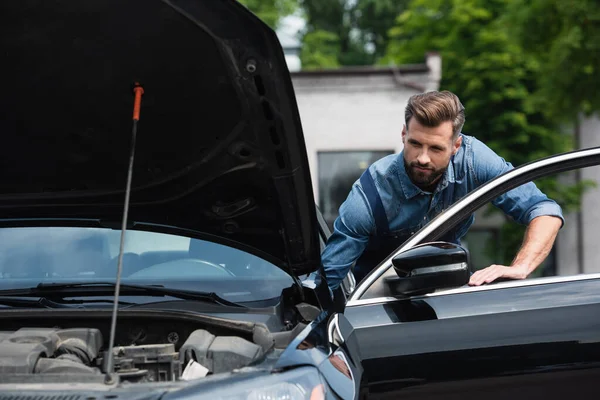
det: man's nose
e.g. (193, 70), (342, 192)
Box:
(417, 151), (430, 165)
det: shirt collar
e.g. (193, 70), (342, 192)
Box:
(398, 152), (456, 198)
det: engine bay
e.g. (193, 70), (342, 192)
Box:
(0, 326), (267, 383)
(0, 311), (300, 384)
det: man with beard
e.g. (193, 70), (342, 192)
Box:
(321, 90), (564, 293)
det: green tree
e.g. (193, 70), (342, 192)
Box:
(298, 0), (408, 68)
(383, 0), (569, 165)
(508, 0), (600, 121)
(355, 0), (410, 60)
(300, 30), (341, 69)
(237, 0), (297, 29)
(383, 0), (590, 268)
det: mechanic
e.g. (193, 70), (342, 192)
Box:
(321, 90), (564, 293)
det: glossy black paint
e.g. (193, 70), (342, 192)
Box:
(1, 0), (321, 276)
(342, 276), (600, 399)
(286, 150), (600, 398)
(392, 242), (469, 275)
(321, 147), (600, 398)
(386, 242), (470, 296)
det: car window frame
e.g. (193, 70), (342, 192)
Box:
(348, 146), (600, 304)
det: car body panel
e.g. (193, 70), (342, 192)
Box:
(346, 298), (600, 398)
(330, 147), (600, 398)
(1, 0), (320, 277)
(336, 270), (600, 398)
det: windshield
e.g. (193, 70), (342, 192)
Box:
(0, 227), (293, 303)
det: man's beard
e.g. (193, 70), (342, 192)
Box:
(404, 159), (446, 189)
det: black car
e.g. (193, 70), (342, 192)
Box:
(1, 1), (599, 399)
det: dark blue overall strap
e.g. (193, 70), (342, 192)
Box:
(359, 169), (390, 236)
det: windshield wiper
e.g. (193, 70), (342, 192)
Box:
(0, 296), (135, 309)
(0, 282), (244, 308)
(0, 297), (65, 309)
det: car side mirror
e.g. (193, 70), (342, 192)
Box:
(385, 242), (470, 296)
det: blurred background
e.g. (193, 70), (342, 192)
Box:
(239, 0), (600, 277)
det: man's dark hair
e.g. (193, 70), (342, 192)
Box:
(405, 90), (466, 138)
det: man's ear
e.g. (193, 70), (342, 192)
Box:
(453, 134), (462, 155)
(402, 125), (407, 143)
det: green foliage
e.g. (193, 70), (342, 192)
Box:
(300, 30), (341, 69)
(383, 0), (593, 266)
(508, 0), (600, 121)
(298, 0), (369, 67)
(354, 0), (410, 60)
(298, 0), (409, 68)
(237, 0), (297, 29)
(383, 0), (568, 166)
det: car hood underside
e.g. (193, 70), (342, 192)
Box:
(0, 0), (320, 277)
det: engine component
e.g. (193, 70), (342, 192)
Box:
(0, 328), (102, 375)
(0, 326), (264, 383)
(179, 329), (264, 374)
(99, 343), (182, 382)
(34, 356), (100, 375)
(56, 328), (103, 364)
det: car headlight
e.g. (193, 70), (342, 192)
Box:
(181, 366), (327, 400)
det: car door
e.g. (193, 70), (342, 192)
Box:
(332, 147), (600, 399)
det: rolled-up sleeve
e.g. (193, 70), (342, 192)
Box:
(471, 138), (565, 228)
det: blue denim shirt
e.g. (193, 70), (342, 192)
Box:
(321, 134), (564, 291)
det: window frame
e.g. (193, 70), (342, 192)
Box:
(348, 146), (600, 303)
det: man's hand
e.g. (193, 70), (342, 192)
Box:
(468, 264), (528, 286)
(468, 215), (562, 287)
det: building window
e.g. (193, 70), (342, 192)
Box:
(318, 150), (394, 229)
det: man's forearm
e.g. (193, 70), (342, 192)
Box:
(510, 215), (563, 277)
(469, 215), (563, 286)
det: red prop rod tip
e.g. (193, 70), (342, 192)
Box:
(132, 82), (144, 121)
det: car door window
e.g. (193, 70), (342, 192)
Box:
(350, 148), (600, 301)
(460, 168), (598, 279)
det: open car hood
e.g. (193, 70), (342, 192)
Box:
(0, 0), (320, 276)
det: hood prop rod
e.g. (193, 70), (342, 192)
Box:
(104, 82), (144, 385)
